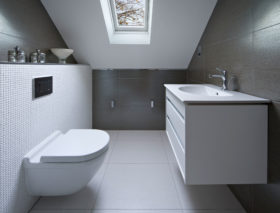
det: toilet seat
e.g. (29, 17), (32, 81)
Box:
(27, 129), (109, 164)
(23, 129), (110, 196)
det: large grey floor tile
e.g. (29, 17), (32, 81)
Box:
(109, 137), (168, 163)
(31, 131), (244, 213)
(183, 211), (245, 213)
(106, 130), (119, 141)
(32, 164), (107, 210)
(30, 211), (91, 213)
(94, 164), (182, 210)
(93, 211), (183, 213)
(170, 165), (243, 210)
(117, 131), (162, 142)
(103, 144), (114, 163)
(160, 131), (177, 163)
(103, 131), (119, 163)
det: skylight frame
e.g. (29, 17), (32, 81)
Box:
(109, 0), (149, 32)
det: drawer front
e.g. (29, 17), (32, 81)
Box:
(166, 99), (185, 148)
(166, 90), (185, 118)
(166, 116), (185, 181)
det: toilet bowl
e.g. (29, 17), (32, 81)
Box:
(23, 129), (109, 196)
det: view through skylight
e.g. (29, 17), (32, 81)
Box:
(111, 0), (148, 31)
(114, 0), (145, 27)
(101, 0), (152, 44)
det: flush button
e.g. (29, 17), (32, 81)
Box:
(34, 76), (53, 98)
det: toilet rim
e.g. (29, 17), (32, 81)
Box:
(23, 150), (106, 169)
(23, 129), (110, 166)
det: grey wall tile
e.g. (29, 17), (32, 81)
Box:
(253, 24), (280, 70)
(92, 107), (121, 130)
(0, 0), (74, 63)
(202, 0), (252, 46)
(187, 46), (205, 83)
(118, 78), (153, 106)
(254, 68), (280, 100)
(251, 0), (280, 32)
(252, 25), (280, 100)
(152, 70), (187, 81)
(119, 102), (165, 130)
(93, 75), (118, 106)
(204, 34), (255, 94)
(118, 69), (148, 79)
(92, 69), (186, 130)
(93, 69), (118, 79)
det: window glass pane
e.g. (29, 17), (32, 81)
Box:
(114, 0), (145, 27)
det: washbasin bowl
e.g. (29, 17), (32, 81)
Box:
(178, 85), (233, 97)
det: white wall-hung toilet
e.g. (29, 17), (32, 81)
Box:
(23, 129), (109, 196)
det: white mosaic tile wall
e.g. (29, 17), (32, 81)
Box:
(0, 64), (92, 213)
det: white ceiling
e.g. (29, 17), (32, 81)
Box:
(41, 0), (216, 69)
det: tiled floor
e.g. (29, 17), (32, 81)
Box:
(30, 131), (245, 213)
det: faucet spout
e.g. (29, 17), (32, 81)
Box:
(208, 68), (227, 90)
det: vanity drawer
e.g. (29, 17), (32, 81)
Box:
(166, 90), (185, 118)
(166, 99), (185, 148)
(166, 116), (185, 181)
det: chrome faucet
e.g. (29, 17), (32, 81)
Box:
(208, 68), (227, 90)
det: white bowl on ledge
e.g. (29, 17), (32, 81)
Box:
(51, 48), (74, 64)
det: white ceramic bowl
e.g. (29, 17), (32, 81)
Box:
(51, 48), (74, 64)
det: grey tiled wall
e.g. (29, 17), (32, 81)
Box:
(0, 0), (75, 63)
(187, 0), (280, 212)
(92, 69), (187, 130)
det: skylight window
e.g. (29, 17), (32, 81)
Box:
(100, 0), (153, 44)
(111, 0), (147, 31)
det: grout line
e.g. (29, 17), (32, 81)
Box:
(90, 158), (110, 209)
(28, 197), (43, 212)
(160, 131), (173, 163)
(106, 162), (170, 165)
(105, 131), (120, 163)
(30, 209), (245, 212)
(201, 22), (280, 50)
(252, 22), (280, 34)
(91, 208), (185, 211)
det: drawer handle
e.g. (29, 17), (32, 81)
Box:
(166, 116), (184, 150)
(167, 98), (184, 120)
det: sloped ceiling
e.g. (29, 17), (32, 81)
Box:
(41, 0), (216, 69)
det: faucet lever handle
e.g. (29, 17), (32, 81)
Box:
(216, 67), (226, 75)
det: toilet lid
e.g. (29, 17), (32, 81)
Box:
(39, 129), (110, 163)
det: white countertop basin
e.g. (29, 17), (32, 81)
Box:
(178, 85), (233, 97)
(165, 84), (270, 104)
(50, 48), (74, 60)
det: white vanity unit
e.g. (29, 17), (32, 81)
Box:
(165, 84), (270, 185)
